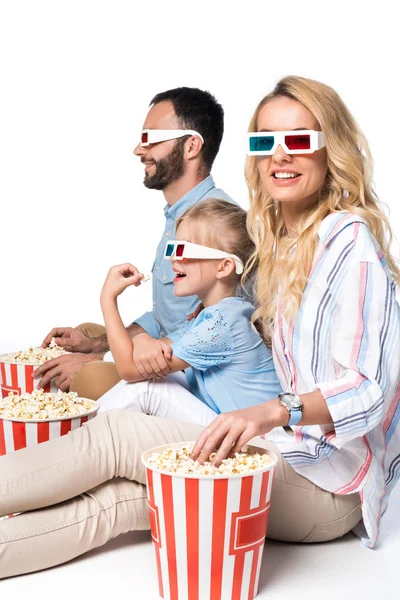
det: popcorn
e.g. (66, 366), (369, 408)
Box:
(0, 338), (67, 365)
(0, 389), (96, 420)
(146, 444), (274, 476)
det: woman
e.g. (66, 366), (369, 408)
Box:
(1, 77), (399, 578)
(192, 75), (400, 548)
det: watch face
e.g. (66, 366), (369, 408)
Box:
(291, 397), (302, 409)
(281, 393), (302, 409)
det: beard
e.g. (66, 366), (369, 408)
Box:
(143, 138), (186, 190)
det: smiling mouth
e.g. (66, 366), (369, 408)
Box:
(174, 271), (186, 279)
(272, 172), (301, 180)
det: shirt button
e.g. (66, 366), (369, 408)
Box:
(156, 266), (159, 270)
(162, 276), (166, 281)
(160, 331), (164, 336)
(153, 301), (156, 307)
(165, 231), (170, 237)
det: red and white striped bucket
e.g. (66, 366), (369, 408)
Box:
(142, 441), (277, 600)
(0, 360), (57, 398)
(0, 402), (99, 456)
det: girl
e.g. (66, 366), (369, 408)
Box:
(98, 198), (281, 425)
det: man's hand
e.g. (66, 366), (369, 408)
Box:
(133, 333), (173, 379)
(187, 303), (204, 321)
(33, 353), (104, 391)
(101, 264), (144, 302)
(42, 327), (99, 353)
(190, 400), (288, 466)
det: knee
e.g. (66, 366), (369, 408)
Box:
(97, 408), (146, 436)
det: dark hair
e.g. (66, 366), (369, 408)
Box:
(150, 87), (224, 172)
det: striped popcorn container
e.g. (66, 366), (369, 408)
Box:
(0, 359), (57, 398)
(0, 401), (99, 456)
(142, 442), (277, 600)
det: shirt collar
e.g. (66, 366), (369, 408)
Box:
(318, 211), (368, 247)
(163, 175), (216, 219)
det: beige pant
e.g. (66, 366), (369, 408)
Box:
(70, 323), (121, 400)
(0, 410), (362, 579)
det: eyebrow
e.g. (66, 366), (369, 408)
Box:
(258, 127), (311, 132)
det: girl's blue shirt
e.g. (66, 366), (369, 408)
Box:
(169, 297), (282, 413)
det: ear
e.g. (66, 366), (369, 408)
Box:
(185, 135), (203, 161)
(216, 258), (236, 280)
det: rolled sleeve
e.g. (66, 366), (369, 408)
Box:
(134, 311), (162, 339)
(315, 260), (398, 447)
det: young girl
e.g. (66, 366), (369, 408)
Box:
(98, 199), (281, 425)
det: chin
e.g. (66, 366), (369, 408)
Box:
(173, 287), (188, 297)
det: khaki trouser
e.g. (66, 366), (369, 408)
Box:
(0, 410), (362, 579)
(70, 323), (121, 400)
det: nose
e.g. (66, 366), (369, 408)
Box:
(133, 141), (145, 156)
(272, 144), (292, 163)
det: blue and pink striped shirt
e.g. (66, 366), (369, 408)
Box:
(267, 212), (400, 547)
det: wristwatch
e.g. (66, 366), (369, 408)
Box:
(278, 392), (303, 427)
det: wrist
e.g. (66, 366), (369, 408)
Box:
(88, 352), (106, 362)
(269, 398), (290, 428)
(92, 336), (109, 354)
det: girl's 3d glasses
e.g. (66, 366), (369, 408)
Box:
(246, 130), (325, 155)
(140, 129), (204, 147)
(164, 241), (244, 275)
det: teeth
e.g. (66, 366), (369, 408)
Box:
(274, 172), (300, 179)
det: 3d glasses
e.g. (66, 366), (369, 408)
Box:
(140, 129), (204, 147)
(164, 240), (244, 274)
(246, 130), (325, 155)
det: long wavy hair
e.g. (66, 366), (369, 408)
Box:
(245, 75), (399, 345)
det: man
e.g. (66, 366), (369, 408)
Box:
(36, 87), (234, 398)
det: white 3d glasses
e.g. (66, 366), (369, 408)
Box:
(164, 240), (244, 275)
(246, 130), (325, 155)
(140, 129), (204, 147)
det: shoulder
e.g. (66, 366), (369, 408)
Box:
(202, 297), (254, 324)
(202, 188), (238, 205)
(318, 212), (382, 265)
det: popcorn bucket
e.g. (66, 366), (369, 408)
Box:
(0, 401), (99, 456)
(142, 442), (277, 600)
(0, 360), (57, 398)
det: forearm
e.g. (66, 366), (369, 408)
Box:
(268, 390), (333, 430)
(90, 332), (110, 354)
(90, 323), (146, 356)
(126, 322), (146, 338)
(297, 389), (333, 426)
(101, 298), (144, 381)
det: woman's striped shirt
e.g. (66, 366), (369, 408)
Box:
(267, 212), (400, 548)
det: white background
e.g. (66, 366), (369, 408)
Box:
(0, 0), (399, 354)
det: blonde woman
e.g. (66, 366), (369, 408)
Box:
(1, 78), (399, 579)
(192, 76), (400, 548)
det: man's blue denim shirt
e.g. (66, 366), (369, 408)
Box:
(135, 175), (235, 338)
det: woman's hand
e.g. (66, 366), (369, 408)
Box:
(133, 333), (173, 378)
(101, 263), (144, 301)
(191, 400), (288, 466)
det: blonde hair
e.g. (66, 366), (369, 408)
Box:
(245, 75), (399, 345)
(176, 198), (257, 294)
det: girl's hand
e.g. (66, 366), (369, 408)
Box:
(101, 263), (144, 300)
(133, 333), (173, 378)
(190, 400), (288, 466)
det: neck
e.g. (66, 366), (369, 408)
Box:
(280, 192), (319, 234)
(200, 280), (237, 309)
(163, 170), (210, 206)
